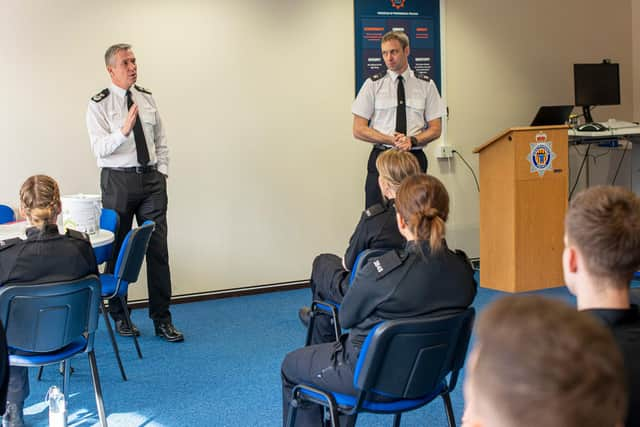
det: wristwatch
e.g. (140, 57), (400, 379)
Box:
(410, 136), (418, 147)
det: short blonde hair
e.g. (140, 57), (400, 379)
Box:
(381, 31), (410, 50)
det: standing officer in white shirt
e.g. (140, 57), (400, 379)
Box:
(352, 31), (446, 208)
(86, 43), (183, 342)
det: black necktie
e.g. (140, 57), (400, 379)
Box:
(395, 75), (407, 135)
(126, 90), (151, 166)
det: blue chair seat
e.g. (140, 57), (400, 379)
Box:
(100, 274), (123, 298)
(299, 380), (446, 413)
(10, 337), (87, 366)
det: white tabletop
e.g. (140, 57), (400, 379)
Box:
(0, 222), (114, 248)
(569, 123), (640, 139)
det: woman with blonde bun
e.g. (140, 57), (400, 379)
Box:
(0, 175), (98, 427)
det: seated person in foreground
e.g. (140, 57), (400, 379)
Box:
(562, 185), (640, 427)
(0, 175), (99, 427)
(462, 295), (627, 427)
(299, 149), (421, 344)
(282, 174), (477, 426)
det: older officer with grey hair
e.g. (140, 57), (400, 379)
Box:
(86, 43), (183, 342)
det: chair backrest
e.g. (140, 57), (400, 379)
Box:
(0, 205), (15, 224)
(0, 275), (101, 353)
(99, 208), (119, 233)
(114, 220), (155, 284)
(94, 208), (119, 265)
(354, 308), (475, 399)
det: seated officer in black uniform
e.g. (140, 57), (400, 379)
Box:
(298, 150), (421, 345)
(282, 174), (477, 426)
(0, 175), (98, 427)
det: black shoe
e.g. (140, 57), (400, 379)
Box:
(2, 401), (24, 427)
(298, 306), (311, 328)
(154, 321), (184, 342)
(115, 320), (140, 337)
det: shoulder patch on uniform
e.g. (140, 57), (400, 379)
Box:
(370, 71), (387, 82)
(414, 72), (431, 82)
(66, 228), (90, 242)
(91, 88), (110, 103)
(364, 203), (386, 218)
(0, 237), (21, 251)
(134, 84), (152, 95)
(370, 250), (403, 280)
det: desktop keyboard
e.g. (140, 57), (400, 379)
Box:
(606, 120), (640, 129)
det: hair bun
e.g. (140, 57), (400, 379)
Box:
(424, 207), (439, 221)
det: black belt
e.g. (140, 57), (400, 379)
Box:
(106, 165), (157, 174)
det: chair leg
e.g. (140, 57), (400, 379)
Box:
(120, 296), (142, 359)
(88, 350), (108, 427)
(286, 398), (298, 427)
(37, 366), (44, 381)
(442, 392), (456, 427)
(392, 413), (402, 427)
(62, 360), (71, 397)
(101, 301), (127, 381)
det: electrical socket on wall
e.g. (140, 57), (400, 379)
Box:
(437, 145), (454, 159)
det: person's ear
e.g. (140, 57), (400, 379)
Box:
(566, 246), (579, 274)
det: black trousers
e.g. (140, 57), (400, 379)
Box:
(101, 168), (172, 323)
(308, 254), (350, 345)
(281, 337), (359, 427)
(365, 147), (428, 208)
(7, 366), (27, 405)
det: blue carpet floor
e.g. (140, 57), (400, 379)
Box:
(19, 278), (629, 426)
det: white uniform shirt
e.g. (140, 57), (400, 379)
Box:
(86, 83), (169, 175)
(352, 68), (445, 148)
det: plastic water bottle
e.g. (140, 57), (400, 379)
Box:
(46, 385), (67, 427)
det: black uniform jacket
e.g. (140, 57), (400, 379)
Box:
(339, 240), (477, 350)
(0, 224), (98, 285)
(586, 306), (640, 427)
(343, 200), (405, 271)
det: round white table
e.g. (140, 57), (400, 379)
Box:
(0, 222), (114, 248)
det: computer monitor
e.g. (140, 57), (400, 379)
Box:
(573, 62), (620, 123)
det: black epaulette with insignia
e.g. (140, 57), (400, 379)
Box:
(134, 84), (152, 95)
(414, 72), (431, 82)
(91, 88), (110, 103)
(364, 203), (386, 218)
(0, 237), (21, 251)
(370, 71), (387, 82)
(370, 250), (403, 280)
(66, 228), (90, 242)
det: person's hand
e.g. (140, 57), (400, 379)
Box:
(394, 132), (412, 151)
(121, 104), (139, 136)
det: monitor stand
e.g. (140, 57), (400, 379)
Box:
(582, 106), (594, 123)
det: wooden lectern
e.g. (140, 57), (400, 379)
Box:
(473, 125), (568, 292)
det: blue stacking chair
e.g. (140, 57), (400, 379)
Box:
(305, 249), (388, 346)
(0, 205), (15, 224)
(101, 220), (155, 365)
(94, 209), (119, 266)
(0, 276), (107, 427)
(289, 308), (475, 427)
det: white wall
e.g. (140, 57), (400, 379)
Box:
(0, 0), (635, 299)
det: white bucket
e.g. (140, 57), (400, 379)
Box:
(61, 194), (102, 235)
